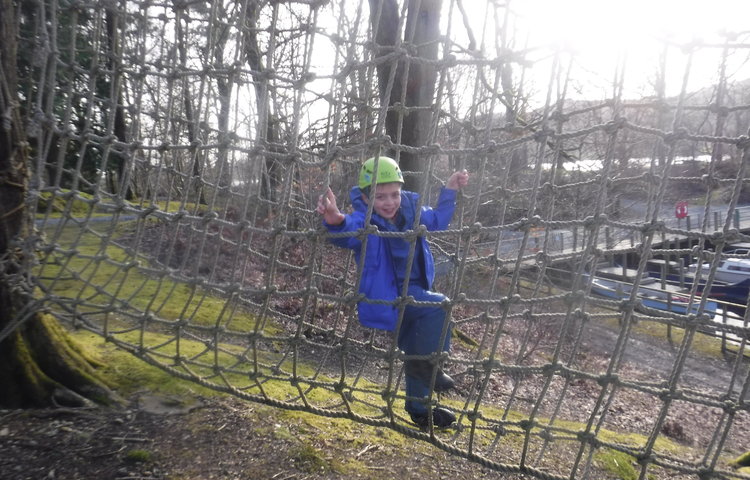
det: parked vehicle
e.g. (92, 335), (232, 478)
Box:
(588, 267), (717, 316)
(688, 258), (750, 284)
(646, 258), (749, 309)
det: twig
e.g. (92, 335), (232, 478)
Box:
(110, 437), (151, 442)
(356, 443), (380, 457)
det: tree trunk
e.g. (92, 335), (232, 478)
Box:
(370, 0), (442, 191)
(176, 7), (206, 205)
(243, 2), (282, 208)
(105, 8), (133, 200)
(0, 0), (115, 409)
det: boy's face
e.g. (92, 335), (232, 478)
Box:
(364, 182), (402, 220)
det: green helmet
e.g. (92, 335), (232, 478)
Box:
(358, 156), (404, 190)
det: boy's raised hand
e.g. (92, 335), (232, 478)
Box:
(317, 187), (345, 226)
(446, 169), (469, 190)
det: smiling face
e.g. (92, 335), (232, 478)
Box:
(364, 182), (402, 221)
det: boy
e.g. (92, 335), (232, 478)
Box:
(316, 156), (469, 428)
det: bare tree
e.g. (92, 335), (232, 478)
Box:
(369, 0), (442, 191)
(243, 2), (283, 207)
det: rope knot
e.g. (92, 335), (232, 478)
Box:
(441, 54), (457, 68)
(636, 451), (655, 466)
(566, 290), (586, 305)
(582, 215), (598, 228)
(526, 215), (543, 228)
(573, 309), (589, 323)
(519, 419), (535, 432)
(596, 373), (619, 387)
(549, 110), (568, 123)
(533, 126), (554, 142)
(535, 250), (549, 264)
(541, 362), (560, 376)
(722, 399), (739, 414)
(664, 127), (689, 144)
(658, 388), (682, 401)
(708, 102), (730, 116)
(620, 298), (638, 311)
(139, 205), (158, 218)
(700, 173), (721, 190)
(604, 117), (626, 134)
(640, 220), (664, 234)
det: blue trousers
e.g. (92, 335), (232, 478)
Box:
(397, 285), (452, 415)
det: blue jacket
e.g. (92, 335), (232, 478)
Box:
(323, 186), (457, 331)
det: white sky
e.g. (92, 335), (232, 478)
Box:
(460, 0), (750, 101)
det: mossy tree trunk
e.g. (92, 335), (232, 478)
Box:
(0, 0), (115, 409)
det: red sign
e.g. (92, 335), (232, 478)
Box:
(675, 201), (688, 219)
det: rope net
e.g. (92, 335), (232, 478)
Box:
(6, 0), (750, 478)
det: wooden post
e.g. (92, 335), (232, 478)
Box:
(678, 258), (685, 288)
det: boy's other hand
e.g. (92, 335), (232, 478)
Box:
(446, 170), (469, 190)
(317, 187), (345, 225)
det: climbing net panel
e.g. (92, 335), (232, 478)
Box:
(6, 0), (750, 478)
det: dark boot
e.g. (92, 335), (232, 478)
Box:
(409, 407), (456, 429)
(405, 359), (455, 392)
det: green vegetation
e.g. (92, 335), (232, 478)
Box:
(39, 222), (737, 478)
(603, 316), (727, 359)
(35, 189), (209, 219)
(732, 451), (750, 467)
(290, 443), (331, 473)
(36, 190), (98, 217)
(125, 449), (154, 463)
(37, 221), (273, 335)
(595, 448), (638, 480)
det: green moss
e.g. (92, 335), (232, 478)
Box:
(273, 425), (297, 442)
(36, 190), (97, 218)
(732, 451), (750, 467)
(602, 314), (726, 359)
(37, 222), (278, 336)
(35, 190), (211, 219)
(46, 223), (733, 479)
(125, 449), (153, 463)
(290, 442), (329, 473)
(595, 448), (638, 480)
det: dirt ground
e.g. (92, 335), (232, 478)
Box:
(0, 394), (513, 480)
(2, 317), (748, 480)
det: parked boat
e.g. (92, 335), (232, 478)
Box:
(688, 257), (750, 284)
(646, 259), (750, 308)
(588, 267), (718, 316)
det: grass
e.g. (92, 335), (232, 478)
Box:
(35, 189), (210, 219)
(36, 220), (272, 335)
(36, 190), (99, 217)
(125, 449), (154, 463)
(733, 451), (750, 467)
(602, 314), (730, 359)
(37, 219), (739, 479)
